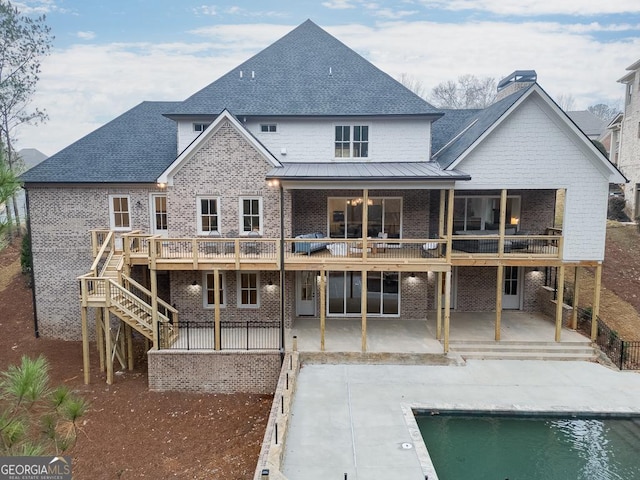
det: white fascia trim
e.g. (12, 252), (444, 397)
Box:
(446, 85), (627, 184)
(157, 109), (282, 186)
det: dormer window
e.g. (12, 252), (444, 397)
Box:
(193, 123), (210, 132)
(335, 125), (369, 158)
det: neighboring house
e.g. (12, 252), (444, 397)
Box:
(617, 58), (640, 217)
(601, 113), (624, 166)
(567, 110), (608, 141)
(21, 21), (624, 391)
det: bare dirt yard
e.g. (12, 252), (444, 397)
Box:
(0, 239), (271, 480)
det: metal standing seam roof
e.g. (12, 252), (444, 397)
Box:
(166, 20), (442, 118)
(265, 162), (470, 181)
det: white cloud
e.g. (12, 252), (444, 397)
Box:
(373, 8), (418, 19)
(15, 21), (640, 155)
(13, 0), (59, 15)
(193, 5), (217, 16)
(418, 0), (640, 16)
(322, 0), (356, 10)
(76, 31), (96, 40)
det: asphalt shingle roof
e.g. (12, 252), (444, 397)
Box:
(433, 86), (532, 169)
(21, 101), (180, 184)
(566, 110), (607, 138)
(168, 20), (441, 117)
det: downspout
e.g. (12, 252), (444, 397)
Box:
(24, 188), (39, 338)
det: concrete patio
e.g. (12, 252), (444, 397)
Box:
(286, 311), (588, 354)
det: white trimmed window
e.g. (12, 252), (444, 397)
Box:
(238, 272), (260, 308)
(239, 197), (262, 235)
(151, 194), (167, 235)
(203, 272), (226, 308)
(260, 124), (277, 132)
(194, 123), (210, 132)
(335, 125), (369, 158)
(109, 195), (131, 231)
(197, 197), (220, 235)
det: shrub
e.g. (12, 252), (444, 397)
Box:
(0, 355), (87, 456)
(20, 231), (31, 275)
(607, 196), (630, 221)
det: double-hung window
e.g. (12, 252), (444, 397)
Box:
(335, 125), (369, 158)
(197, 197), (220, 235)
(109, 195), (131, 231)
(238, 272), (260, 308)
(240, 197), (262, 234)
(203, 272), (226, 308)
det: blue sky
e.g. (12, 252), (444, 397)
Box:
(12, 0), (640, 155)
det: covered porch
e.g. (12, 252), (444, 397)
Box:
(287, 311), (591, 355)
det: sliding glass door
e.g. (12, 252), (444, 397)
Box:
(327, 271), (399, 316)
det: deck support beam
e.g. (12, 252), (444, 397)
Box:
(81, 306), (90, 384)
(591, 264), (602, 341)
(495, 266), (503, 341)
(104, 309), (113, 385)
(125, 322), (134, 370)
(320, 270), (326, 352)
(443, 270), (451, 353)
(213, 269), (221, 350)
(361, 270), (367, 353)
(436, 271), (442, 340)
(571, 266), (580, 330)
(150, 267), (159, 350)
(555, 265), (565, 342)
(96, 308), (105, 372)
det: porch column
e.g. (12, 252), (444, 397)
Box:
(446, 189), (454, 263)
(498, 189), (507, 257)
(81, 306), (90, 384)
(214, 268), (221, 351)
(362, 189), (369, 260)
(361, 270), (367, 352)
(591, 264), (602, 341)
(495, 266), (503, 341)
(150, 267), (159, 349)
(436, 271), (443, 340)
(555, 265), (565, 342)
(443, 270), (452, 353)
(96, 307), (105, 372)
(438, 190), (446, 257)
(320, 270), (326, 352)
(571, 266), (580, 330)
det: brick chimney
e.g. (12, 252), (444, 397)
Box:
(495, 70), (537, 102)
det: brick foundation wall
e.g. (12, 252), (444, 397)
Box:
(147, 350), (281, 393)
(537, 286), (572, 326)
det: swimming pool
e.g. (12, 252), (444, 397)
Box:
(416, 411), (640, 480)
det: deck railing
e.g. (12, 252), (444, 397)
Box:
(158, 320), (280, 351)
(450, 234), (562, 258)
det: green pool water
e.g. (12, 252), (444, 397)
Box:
(417, 412), (640, 480)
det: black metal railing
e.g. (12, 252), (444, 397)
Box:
(158, 320), (279, 351)
(576, 307), (640, 370)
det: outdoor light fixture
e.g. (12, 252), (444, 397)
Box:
(261, 469), (269, 480)
(410, 272), (416, 278)
(268, 279), (273, 286)
(191, 280), (197, 286)
(157, 182), (167, 189)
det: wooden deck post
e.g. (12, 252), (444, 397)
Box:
(150, 267), (159, 350)
(571, 266), (580, 330)
(555, 265), (565, 342)
(81, 306), (90, 384)
(361, 270), (367, 353)
(362, 189), (369, 260)
(443, 270), (451, 353)
(125, 322), (134, 370)
(446, 189), (454, 263)
(436, 271), (443, 340)
(214, 269), (221, 350)
(591, 264), (602, 341)
(438, 190), (446, 257)
(96, 308), (105, 372)
(498, 189), (507, 257)
(320, 270), (326, 352)
(495, 266), (503, 341)
(104, 310), (113, 385)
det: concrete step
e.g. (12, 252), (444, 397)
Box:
(448, 340), (597, 362)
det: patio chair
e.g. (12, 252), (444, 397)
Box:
(243, 230), (261, 255)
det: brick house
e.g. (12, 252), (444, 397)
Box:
(616, 58), (640, 217)
(21, 21), (624, 391)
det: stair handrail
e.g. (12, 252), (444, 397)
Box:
(108, 279), (171, 325)
(120, 274), (178, 318)
(89, 230), (114, 277)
